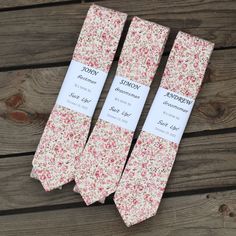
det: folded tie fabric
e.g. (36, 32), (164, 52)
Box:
(31, 4), (127, 191)
(114, 31), (214, 226)
(74, 17), (170, 205)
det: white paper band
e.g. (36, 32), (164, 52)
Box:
(99, 76), (150, 131)
(56, 60), (107, 117)
(142, 87), (195, 144)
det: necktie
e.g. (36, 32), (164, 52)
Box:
(114, 31), (214, 226)
(74, 17), (170, 205)
(31, 4), (127, 191)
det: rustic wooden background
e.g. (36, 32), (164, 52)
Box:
(0, 0), (236, 235)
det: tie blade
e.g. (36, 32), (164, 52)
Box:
(76, 169), (120, 205)
(114, 32), (214, 226)
(114, 188), (159, 227)
(74, 17), (170, 205)
(31, 4), (127, 192)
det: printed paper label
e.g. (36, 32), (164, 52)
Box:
(56, 60), (107, 117)
(99, 76), (150, 131)
(142, 87), (195, 144)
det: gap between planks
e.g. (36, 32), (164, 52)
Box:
(0, 48), (236, 154)
(0, 132), (235, 212)
(1, 186), (236, 217)
(0, 190), (235, 235)
(0, 0), (102, 12)
(0, 126), (236, 158)
(0, 45), (235, 73)
(0, 0), (235, 68)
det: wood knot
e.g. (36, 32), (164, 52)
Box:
(8, 110), (31, 123)
(198, 101), (226, 120)
(229, 212), (235, 217)
(219, 204), (234, 217)
(5, 93), (24, 109)
(219, 204), (229, 213)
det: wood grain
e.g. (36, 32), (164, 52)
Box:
(0, 0), (235, 68)
(0, 1), (235, 235)
(0, 133), (235, 211)
(0, 0), (75, 9)
(0, 49), (235, 155)
(0, 190), (235, 235)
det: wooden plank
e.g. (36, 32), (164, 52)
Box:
(0, 190), (235, 235)
(0, 0), (75, 9)
(0, 133), (235, 211)
(0, 49), (235, 154)
(0, 0), (235, 68)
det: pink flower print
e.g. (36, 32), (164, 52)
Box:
(137, 140), (142, 145)
(182, 63), (187, 71)
(32, 4), (127, 191)
(95, 171), (100, 178)
(114, 32), (214, 226)
(141, 171), (146, 177)
(142, 163), (147, 168)
(74, 17), (169, 208)
(102, 32), (107, 40)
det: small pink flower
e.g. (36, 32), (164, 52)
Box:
(141, 171), (146, 177)
(182, 64), (187, 71)
(142, 163), (147, 168)
(133, 199), (138, 205)
(95, 171), (100, 178)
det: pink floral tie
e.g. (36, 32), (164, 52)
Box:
(114, 31), (214, 226)
(74, 17), (170, 205)
(31, 4), (127, 191)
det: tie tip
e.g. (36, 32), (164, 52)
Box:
(114, 196), (157, 227)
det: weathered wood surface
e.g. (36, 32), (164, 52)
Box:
(0, 0), (235, 234)
(0, 0), (75, 9)
(0, 190), (235, 235)
(0, 0), (235, 68)
(0, 49), (235, 155)
(0, 133), (235, 211)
